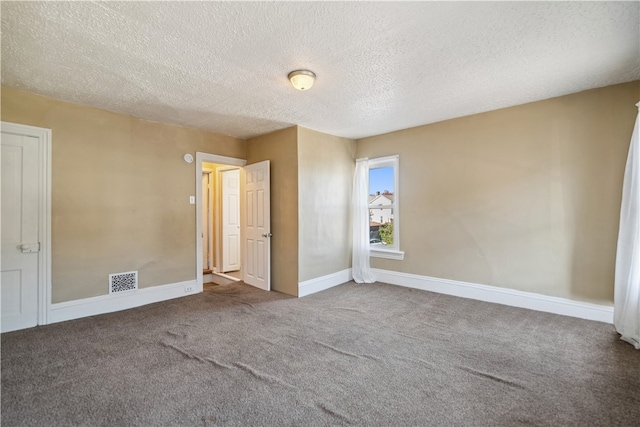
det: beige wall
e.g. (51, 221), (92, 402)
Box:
(297, 127), (355, 282)
(1, 87), (245, 303)
(7, 80), (634, 306)
(246, 126), (299, 296)
(357, 81), (640, 304)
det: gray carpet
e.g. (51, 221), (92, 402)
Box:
(2, 281), (639, 426)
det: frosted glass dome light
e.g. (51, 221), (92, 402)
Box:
(288, 70), (316, 91)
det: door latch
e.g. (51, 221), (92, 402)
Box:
(261, 233), (273, 238)
(21, 243), (40, 253)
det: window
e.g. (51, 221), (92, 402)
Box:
(368, 155), (403, 260)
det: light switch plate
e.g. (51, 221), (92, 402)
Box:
(189, 196), (195, 204)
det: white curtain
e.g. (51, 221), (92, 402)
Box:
(352, 158), (375, 283)
(614, 102), (640, 349)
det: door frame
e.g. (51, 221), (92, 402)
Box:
(1, 121), (52, 326)
(202, 167), (214, 271)
(195, 152), (246, 293)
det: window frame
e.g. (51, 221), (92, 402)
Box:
(368, 155), (404, 260)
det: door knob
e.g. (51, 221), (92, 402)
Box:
(261, 233), (273, 238)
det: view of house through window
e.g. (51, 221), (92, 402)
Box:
(369, 166), (395, 247)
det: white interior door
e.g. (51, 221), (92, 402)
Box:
(2, 132), (40, 332)
(221, 168), (241, 272)
(243, 161), (270, 291)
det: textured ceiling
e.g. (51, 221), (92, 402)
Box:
(2, 2), (639, 140)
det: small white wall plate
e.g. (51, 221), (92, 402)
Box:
(183, 153), (194, 163)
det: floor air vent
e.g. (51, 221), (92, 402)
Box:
(109, 271), (138, 294)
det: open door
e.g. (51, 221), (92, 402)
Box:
(243, 160), (271, 291)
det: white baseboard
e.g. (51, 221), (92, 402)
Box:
(372, 269), (613, 323)
(48, 280), (197, 324)
(209, 272), (240, 286)
(214, 272), (241, 282)
(46, 270), (613, 325)
(299, 268), (352, 297)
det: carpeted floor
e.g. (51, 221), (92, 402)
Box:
(2, 281), (639, 426)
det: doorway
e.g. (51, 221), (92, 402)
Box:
(200, 162), (242, 281)
(200, 162), (240, 283)
(195, 152), (272, 293)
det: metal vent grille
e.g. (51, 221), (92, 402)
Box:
(109, 271), (138, 294)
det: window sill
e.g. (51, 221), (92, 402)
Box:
(370, 248), (405, 260)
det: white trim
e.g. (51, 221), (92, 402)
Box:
(298, 269), (353, 297)
(196, 153), (247, 168)
(1, 121), (52, 326)
(49, 280), (196, 324)
(195, 152), (247, 294)
(371, 248), (405, 260)
(209, 273), (240, 286)
(372, 269), (614, 323)
(368, 155), (399, 168)
(214, 271), (241, 282)
(202, 167), (215, 271)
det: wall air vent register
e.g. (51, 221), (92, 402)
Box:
(109, 271), (138, 294)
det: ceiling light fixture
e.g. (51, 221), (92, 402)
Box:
(288, 70), (316, 91)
